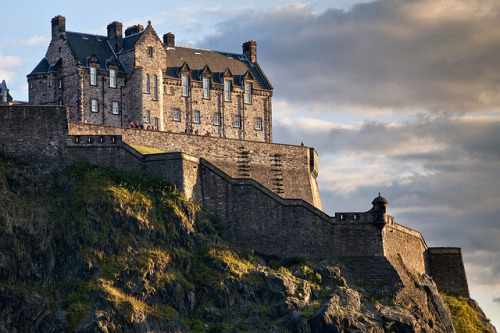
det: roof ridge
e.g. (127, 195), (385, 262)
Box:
(66, 30), (107, 39)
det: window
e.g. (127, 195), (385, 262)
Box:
(49, 78), (53, 87)
(148, 46), (153, 57)
(214, 112), (221, 126)
(169, 87), (174, 95)
(91, 99), (98, 112)
(163, 85), (166, 93)
(173, 109), (180, 121)
(203, 77), (210, 99)
(153, 75), (158, 100)
(145, 74), (150, 93)
(58, 79), (62, 89)
(256, 117), (262, 130)
(182, 75), (188, 96)
(193, 110), (200, 123)
(224, 80), (231, 101)
(245, 82), (252, 104)
(154, 117), (159, 129)
(90, 67), (97, 85)
(234, 115), (241, 128)
(110, 69), (116, 88)
(112, 102), (119, 115)
(146, 110), (151, 123)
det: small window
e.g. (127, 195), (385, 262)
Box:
(169, 87), (174, 95)
(214, 112), (221, 126)
(154, 117), (159, 129)
(182, 75), (188, 96)
(234, 115), (241, 128)
(58, 79), (62, 89)
(203, 77), (210, 99)
(90, 67), (97, 86)
(245, 82), (252, 104)
(148, 46), (153, 57)
(153, 74), (158, 100)
(110, 69), (116, 88)
(174, 109), (180, 121)
(49, 78), (53, 87)
(112, 101), (119, 115)
(145, 74), (150, 93)
(163, 85), (166, 93)
(30, 82), (33, 90)
(224, 80), (231, 102)
(91, 99), (98, 112)
(193, 110), (200, 123)
(256, 117), (262, 130)
(146, 110), (151, 123)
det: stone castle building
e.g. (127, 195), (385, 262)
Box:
(0, 80), (12, 104)
(28, 16), (272, 142)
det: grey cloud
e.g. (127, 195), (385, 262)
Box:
(494, 297), (500, 305)
(199, 0), (500, 113)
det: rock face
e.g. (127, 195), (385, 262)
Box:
(0, 157), (496, 332)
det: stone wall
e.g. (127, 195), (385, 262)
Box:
(427, 247), (470, 297)
(68, 122), (322, 209)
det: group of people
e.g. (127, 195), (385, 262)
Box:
(129, 121), (158, 131)
(184, 128), (212, 137)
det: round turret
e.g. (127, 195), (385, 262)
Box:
(372, 193), (388, 206)
(372, 193), (388, 223)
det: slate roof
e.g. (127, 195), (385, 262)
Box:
(29, 58), (63, 75)
(121, 32), (143, 53)
(164, 47), (272, 90)
(65, 32), (125, 71)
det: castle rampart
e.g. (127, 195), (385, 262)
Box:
(0, 105), (470, 297)
(68, 122), (322, 209)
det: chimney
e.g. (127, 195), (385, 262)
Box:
(51, 15), (66, 40)
(125, 24), (144, 37)
(242, 40), (257, 63)
(107, 21), (123, 53)
(163, 32), (175, 48)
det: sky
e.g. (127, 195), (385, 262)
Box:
(1, 0), (499, 327)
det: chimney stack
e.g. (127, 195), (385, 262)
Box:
(242, 40), (257, 63)
(107, 21), (123, 53)
(51, 15), (66, 40)
(163, 32), (175, 48)
(125, 24), (144, 37)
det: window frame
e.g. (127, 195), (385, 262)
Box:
(146, 110), (151, 123)
(214, 112), (221, 126)
(245, 82), (252, 104)
(145, 74), (150, 93)
(154, 117), (159, 129)
(109, 69), (117, 88)
(224, 80), (231, 102)
(234, 115), (241, 128)
(148, 46), (153, 57)
(112, 101), (119, 115)
(173, 109), (180, 122)
(153, 74), (158, 100)
(255, 117), (262, 130)
(203, 77), (210, 99)
(91, 99), (98, 113)
(49, 77), (53, 87)
(182, 75), (189, 97)
(193, 110), (200, 124)
(90, 67), (97, 86)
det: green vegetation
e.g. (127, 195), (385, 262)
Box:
(130, 145), (165, 154)
(441, 293), (492, 333)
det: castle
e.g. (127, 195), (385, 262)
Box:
(0, 16), (469, 298)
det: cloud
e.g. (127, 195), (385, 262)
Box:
(22, 36), (47, 45)
(494, 297), (500, 305)
(0, 53), (22, 81)
(199, 0), (500, 114)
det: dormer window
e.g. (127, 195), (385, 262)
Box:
(182, 75), (188, 96)
(109, 69), (116, 88)
(145, 74), (150, 93)
(148, 46), (153, 57)
(90, 67), (97, 86)
(203, 77), (210, 99)
(245, 82), (252, 104)
(224, 80), (231, 102)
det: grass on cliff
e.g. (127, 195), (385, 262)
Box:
(441, 293), (492, 333)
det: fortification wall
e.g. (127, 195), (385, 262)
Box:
(427, 247), (470, 297)
(68, 122), (322, 209)
(0, 105), (70, 170)
(382, 223), (428, 276)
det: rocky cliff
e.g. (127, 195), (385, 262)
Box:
(0, 156), (496, 332)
